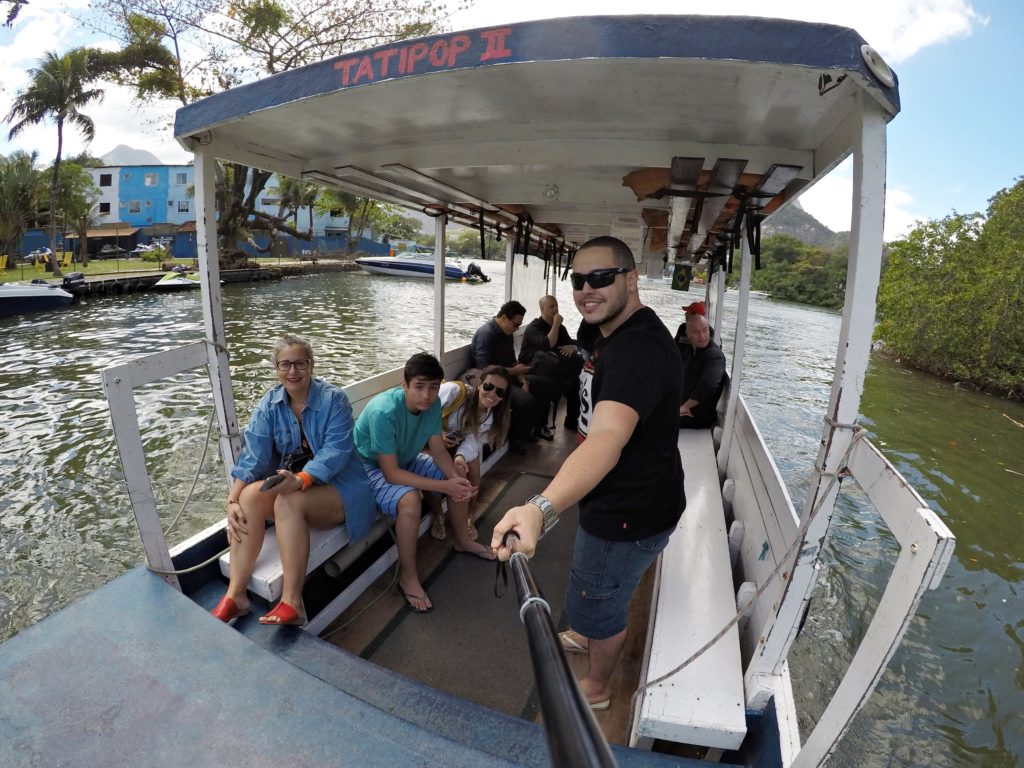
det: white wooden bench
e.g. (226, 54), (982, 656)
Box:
(630, 428), (746, 751)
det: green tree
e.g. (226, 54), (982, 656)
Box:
(52, 162), (102, 267)
(269, 175), (319, 231)
(970, 180), (1024, 394)
(0, 151), (43, 262)
(90, 0), (452, 266)
(743, 234), (848, 309)
(379, 214), (423, 242)
(447, 226), (504, 259)
(5, 49), (104, 277)
(872, 211), (983, 380)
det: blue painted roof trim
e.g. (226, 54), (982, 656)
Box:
(174, 15), (899, 139)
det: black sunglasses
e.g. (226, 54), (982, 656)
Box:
(570, 267), (630, 290)
(481, 381), (507, 398)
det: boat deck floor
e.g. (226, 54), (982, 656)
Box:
(319, 425), (695, 755)
(0, 421), (727, 766)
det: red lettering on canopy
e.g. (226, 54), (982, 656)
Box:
(353, 55), (375, 84)
(447, 34), (471, 67)
(334, 57), (359, 86)
(405, 42), (429, 73)
(429, 39), (448, 67)
(480, 27), (513, 61)
(373, 48), (399, 78)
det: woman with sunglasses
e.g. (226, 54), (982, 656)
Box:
(211, 334), (376, 626)
(431, 365), (513, 541)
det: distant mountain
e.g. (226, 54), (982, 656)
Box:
(100, 145), (163, 166)
(762, 201), (845, 248)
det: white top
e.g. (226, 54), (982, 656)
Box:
(438, 381), (494, 464)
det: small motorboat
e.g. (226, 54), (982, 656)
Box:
(355, 251), (489, 282)
(0, 281), (74, 316)
(153, 266), (201, 291)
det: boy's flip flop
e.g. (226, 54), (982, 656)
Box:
(399, 585), (433, 613)
(559, 631), (589, 655)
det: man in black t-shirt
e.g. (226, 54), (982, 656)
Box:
(492, 236), (685, 711)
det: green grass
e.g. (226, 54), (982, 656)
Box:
(0, 258), (197, 284)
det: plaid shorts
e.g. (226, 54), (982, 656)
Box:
(362, 453), (445, 517)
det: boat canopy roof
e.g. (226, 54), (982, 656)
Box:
(173, 14), (899, 259)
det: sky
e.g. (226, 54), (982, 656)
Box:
(1, 0), (1021, 241)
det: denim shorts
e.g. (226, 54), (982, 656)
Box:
(362, 453), (445, 517)
(565, 526), (673, 640)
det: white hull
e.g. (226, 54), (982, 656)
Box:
(0, 282), (74, 316)
(153, 274), (201, 290)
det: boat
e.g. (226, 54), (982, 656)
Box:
(1, 15), (955, 768)
(0, 281), (74, 316)
(152, 265), (201, 290)
(355, 250), (490, 281)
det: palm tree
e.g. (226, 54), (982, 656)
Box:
(5, 49), (104, 277)
(0, 150), (42, 264)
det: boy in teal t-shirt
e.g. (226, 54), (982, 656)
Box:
(354, 353), (495, 613)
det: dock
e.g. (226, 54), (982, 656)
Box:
(33, 261), (359, 298)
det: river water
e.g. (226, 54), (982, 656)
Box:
(1, 265), (1021, 766)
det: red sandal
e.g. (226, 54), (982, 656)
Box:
(211, 596), (250, 623)
(259, 600), (306, 626)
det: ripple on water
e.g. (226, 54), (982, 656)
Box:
(1, 269), (1022, 765)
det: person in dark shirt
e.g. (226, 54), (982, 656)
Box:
(677, 313), (726, 429)
(469, 301), (557, 453)
(518, 295), (582, 431)
(492, 236), (684, 711)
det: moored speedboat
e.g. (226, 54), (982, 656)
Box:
(355, 250), (489, 282)
(0, 281), (74, 316)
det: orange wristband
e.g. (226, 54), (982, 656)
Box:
(295, 471), (313, 491)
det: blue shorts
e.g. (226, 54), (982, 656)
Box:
(363, 453), (445, 517)
(565, 526), (673, 640)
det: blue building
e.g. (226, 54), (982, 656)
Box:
(24, 164), (380, 262)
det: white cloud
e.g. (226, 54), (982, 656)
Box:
(451, 0), (985, 63)
(1, 0), (986, 201)
(796, 159), (923, 242)
(0, 0), (191, 164)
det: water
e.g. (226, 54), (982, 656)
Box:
(1, 268), (1022, 765)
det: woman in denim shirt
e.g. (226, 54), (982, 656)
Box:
(211, 334), (375, 626)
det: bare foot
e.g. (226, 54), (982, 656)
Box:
(559, 630), (589, 654)
(398, 579), (432, 612)
(453, 541), (496, 560)
(430, 514), (446, 541)
(579, 678), (612, 708)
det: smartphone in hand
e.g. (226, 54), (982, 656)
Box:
(260, 474), (285, 492)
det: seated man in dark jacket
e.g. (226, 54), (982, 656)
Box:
(677, 313), (726, 429)
(470, 300), (558, 452)
(518, 295), (582, 431)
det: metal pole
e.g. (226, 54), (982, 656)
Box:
(509, 552), (618, 768)
(433, 213), (446, 360)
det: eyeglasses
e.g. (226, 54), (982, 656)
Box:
(274, 359), (310, 371)
(481, 381), (507, 398)
(570, 267), (630, 290)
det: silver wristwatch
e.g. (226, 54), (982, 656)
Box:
(527, 494), (558, 538)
